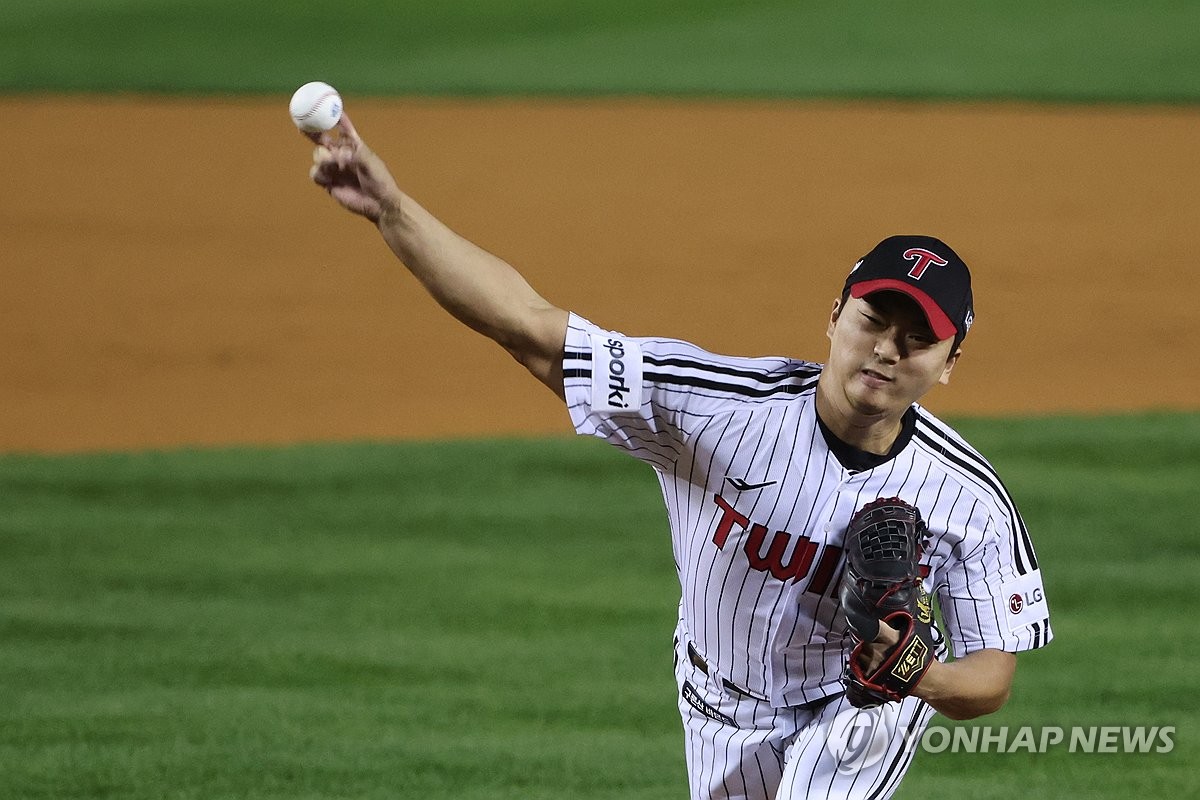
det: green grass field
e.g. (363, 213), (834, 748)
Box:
(3, 1), (1200, 100)
(2, 414), (1197, 798)
(2, 1), (1196, 796)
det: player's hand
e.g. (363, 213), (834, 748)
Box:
(855, 621), (901, 674)
(309, 113), (402, 224)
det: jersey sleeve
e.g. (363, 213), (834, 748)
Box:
(561, 313), (821, 470)
(935, 510), (1053, 658)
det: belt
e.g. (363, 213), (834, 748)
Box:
(684, 641), (840, 711)
(686, 641), (763, 699)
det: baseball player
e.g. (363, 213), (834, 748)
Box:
(304, 114), (1051, 799)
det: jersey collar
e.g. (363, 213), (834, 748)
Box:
(816, 406), (918, 473)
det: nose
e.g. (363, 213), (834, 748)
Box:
(873, 330), (903, 363)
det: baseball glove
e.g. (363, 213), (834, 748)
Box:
(839, 496), (936, 708)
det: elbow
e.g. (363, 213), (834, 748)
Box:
(981, 685), (1013, 716)
(940, 687), (1011, 721)
(502, 306), (568, 383)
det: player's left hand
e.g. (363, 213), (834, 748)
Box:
(855, 622), (900, 674)
(838, 497), (938, 708)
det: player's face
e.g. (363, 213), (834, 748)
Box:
(824, 292), (960, 418)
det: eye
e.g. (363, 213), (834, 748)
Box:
(907, 333), (937, 347)
(860, 312), (885, 327)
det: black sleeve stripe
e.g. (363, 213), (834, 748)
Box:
(562, 349), (590, 363)
(913, 419), (1039, 575)
(564, 334), (820, 403)
(645, 370), (820, 400)
(644, 354), (821, 385)
(652, 382), (793, 404)
(651, 384), (818, 415)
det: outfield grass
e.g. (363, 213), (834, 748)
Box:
(3, 1), (1200, 101)
(0, 437), (682, 798)
(1, 413), (1196, 797)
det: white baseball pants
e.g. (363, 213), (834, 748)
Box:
(673, 632), (936, 800)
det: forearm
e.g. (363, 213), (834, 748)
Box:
(376, 193), (568, 393)
(308, 123), (568, 395)
(913, 649), (1015, 720)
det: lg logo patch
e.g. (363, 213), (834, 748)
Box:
(1009, 587), (1043, 615)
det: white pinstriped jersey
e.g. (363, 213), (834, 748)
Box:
(563, 313), (1052, 709)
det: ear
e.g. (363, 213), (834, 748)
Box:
(826, 297), (843, 341)
(938, 348), (962, 386)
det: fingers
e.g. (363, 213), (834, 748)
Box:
(856, 641), (888, 674)
(309, 141), (356, 185)
(304, 106), (367, 171)
(316, 111), (363, 150)
(309, 162), (329, 186)
(335, 110), (362, 144)
(309, 145), (333, 185)
(309, 145), (373, 203)
(303, 110), (391, 215)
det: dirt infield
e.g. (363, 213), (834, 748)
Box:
(3, 96), (1198, 453)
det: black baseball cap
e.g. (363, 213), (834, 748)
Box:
(843, 235), (975, 342)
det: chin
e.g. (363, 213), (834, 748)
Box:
(847, 389), (906, 419)
(846, 395), (890, 418)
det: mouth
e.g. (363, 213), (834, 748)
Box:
(859, 368), (894, 388)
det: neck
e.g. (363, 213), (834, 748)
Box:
(814, 378), (904, 455)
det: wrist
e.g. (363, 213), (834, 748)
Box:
(910, 657), (944, 703)
(375, 193), (405, 228)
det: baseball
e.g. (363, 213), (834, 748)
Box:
(289, 81), (343, 133)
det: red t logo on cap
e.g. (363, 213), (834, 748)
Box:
(903, 248), (949, 280)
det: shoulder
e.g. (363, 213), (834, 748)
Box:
(910, 407), (992, 472)
(568, 312), (823, 406)
(910, 407), (1008, 509)
(911, 406), (1042, 573)
(642, 339), (821, 400)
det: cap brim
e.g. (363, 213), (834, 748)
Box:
(850, 279), (958, 341)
